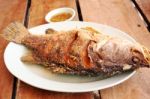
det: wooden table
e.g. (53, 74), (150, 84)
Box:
(0, 0), (150, 99)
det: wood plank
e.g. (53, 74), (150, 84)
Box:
(17, 81), (93, 99)
(100, 69), (150, 99)
(135, 0), (150, 24)
(28, 0), (78, 27)
(16, 0), (94, 99)
(79, 0), (150, 99)
(0, 0), (27, 99)
(79, 0), (150, 48)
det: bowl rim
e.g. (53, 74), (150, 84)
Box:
(45, 7), (76, 23)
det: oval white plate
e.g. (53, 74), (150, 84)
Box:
(4, 21), (136, 92)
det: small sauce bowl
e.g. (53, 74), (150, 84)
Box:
(45, 7), (76, 23)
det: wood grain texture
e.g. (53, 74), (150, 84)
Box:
(79, 0), (150, 48)
(17, 81), (93, 99)
(0, 0), (26, 99)
(79, 0), (150, 99)
(28, 0), (78, 27)
(16, 0), (94, 99)
(100, 68), (150, 99)
(135, 0), (150, 23)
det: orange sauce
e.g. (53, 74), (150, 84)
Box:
(50, 13), (72, 22)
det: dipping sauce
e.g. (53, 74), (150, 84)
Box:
(50, 13), (72, 22)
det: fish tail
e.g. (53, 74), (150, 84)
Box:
(1, 22), (29, 44)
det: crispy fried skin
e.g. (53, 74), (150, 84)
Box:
(21, 29), (150, 76)
(2, 22), (150, 76)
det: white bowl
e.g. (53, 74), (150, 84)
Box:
(45, 7), (76, 23)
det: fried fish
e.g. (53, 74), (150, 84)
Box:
(1, 22), (150, 77)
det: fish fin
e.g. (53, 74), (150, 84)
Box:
(1, 22), (29, 43)
(81, 27), (101, 34)
(21, 52), (37, 64)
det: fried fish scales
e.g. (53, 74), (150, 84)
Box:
(1, 22), (150, 77)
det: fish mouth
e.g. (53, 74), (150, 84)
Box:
(142, 46), (150, 66)
(140, 63), (150, 68)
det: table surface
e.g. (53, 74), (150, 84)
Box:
(0, 0), (150, 99)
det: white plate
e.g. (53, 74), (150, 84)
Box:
(4, 21), (136, 92)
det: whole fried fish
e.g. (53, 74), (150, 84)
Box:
(1, 22), (150, 77)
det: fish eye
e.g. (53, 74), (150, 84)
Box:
(132, 56), (140, 63)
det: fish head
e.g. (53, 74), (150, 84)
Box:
(131, 45), (150, 68)
(92, 37), (150, 69)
